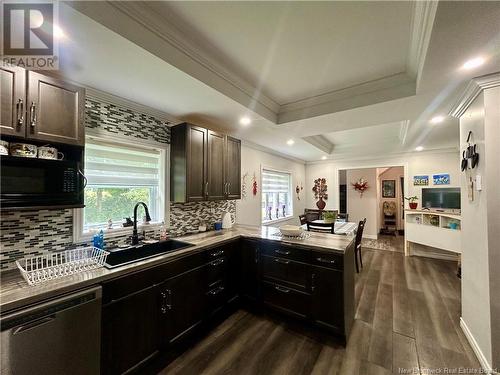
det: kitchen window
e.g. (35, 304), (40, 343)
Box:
(74, 136), (167, 240)
(261, 168), (293, 224)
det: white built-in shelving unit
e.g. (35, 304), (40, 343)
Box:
(404, 209), (461, 256)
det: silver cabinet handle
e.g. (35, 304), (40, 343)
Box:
(210, 250), (224, 258)
(224, 182), (228, 195)
(210, 258), (225, 266)
(274, 285), (290, 293)
(208, 286), (225, 296)
(205, 181), (209, 197)
(16, 99), (24, 127)
(29, 102), (36, 128)
(227, 182), (231, 195)
(275, 249), (290, 256)
(160, 289), (172, 314)
(274, 258), (289, 265)
(316, 257), (335, 264)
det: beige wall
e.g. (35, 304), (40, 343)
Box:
(235, 144), (306, 227)
(346, 168), (378, 238)
(378, 166), (404, 231)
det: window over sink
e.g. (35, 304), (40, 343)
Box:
(74, 136), (167, 241)
(261, 168), (293, 224)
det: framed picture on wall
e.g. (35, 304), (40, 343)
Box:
(382, 180), (396, 198)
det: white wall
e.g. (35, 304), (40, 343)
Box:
(459, 85), (500, 371)
(346, 168), (378, 238)
(305, 150), (460, 212)
(235, 144), (306, 227)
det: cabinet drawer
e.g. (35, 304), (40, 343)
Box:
(261, 255), (310, 291)
(311, 251), (343, 270)
(261, 241), (309, 263)
(206, 256), (227, 284)
(206, 279), (230, 314)
(262, 281), (310, 318)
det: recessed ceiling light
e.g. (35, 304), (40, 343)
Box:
(430, 115), (445, 124)
(321, 156), (327, 160)
(286, 139), (295, 146)
(239, 116), (251, 126)
(54, 25), (66, 39)
(415, 146), (424, 152)
(462, 57), (485, 70)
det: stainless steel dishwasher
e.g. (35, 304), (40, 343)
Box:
(1, 286), (102, 375)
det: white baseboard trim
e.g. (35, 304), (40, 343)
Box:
(363, 234), (378, 240)
(460, 317), (494, 373)
(411, 250), (458, 261)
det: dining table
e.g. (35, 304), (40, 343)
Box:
(301, 220), (358, 235)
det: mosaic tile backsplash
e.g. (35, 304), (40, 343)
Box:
(0, 201), (236, 270)
(85, 98), (171, 144)
(0, 95), (237, 270)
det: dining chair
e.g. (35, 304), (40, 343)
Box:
(306, 221), (335, 234)
(354, 218), (367, 273)
(299, 214), (307, 225)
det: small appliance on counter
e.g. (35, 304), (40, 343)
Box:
(222, 212), (232, 229)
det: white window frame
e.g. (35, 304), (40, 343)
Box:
(261, 166), (294, 225)
(73, 130), (169, 243)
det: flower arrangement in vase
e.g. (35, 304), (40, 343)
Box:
(352, 178), (369, 197)
(312, 178), (328, 209)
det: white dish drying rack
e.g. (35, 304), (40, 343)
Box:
(16, 247), (109, 286)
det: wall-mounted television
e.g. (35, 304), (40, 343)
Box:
(422, 188), (461, 209)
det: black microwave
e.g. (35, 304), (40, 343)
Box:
(1, 156), (85, 210)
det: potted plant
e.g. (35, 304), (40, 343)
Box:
(405, 196), (419, 209)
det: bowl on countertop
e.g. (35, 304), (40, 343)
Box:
(279, 225), (303, 237)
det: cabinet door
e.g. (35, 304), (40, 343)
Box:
(1, 66), (26, 137)
(27, 71), (85, 145)
(186, 125), (207, 201)
(311, 266), (344, 330)
(225, 136), (241, 199)
(101, 284), (162, 375)
(162, 265), (207, 345)
(207, 130), (225, 200)
(240, 240), (260, 301)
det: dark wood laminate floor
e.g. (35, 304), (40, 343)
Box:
(158, 250), (480, 375)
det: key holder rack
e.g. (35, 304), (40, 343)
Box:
(461, 131), (479, 172)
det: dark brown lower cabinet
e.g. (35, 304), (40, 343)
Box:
(311, 265), (344, 331)
(100, 238), (354, 374)
(101, 284), (162, 375)
(162, 265), (208, 345)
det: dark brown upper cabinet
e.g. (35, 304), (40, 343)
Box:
(0, 68), (85, 146)
(170, 123), (241, 202)
(1, 65), (26, 137)
(225, 136), (241, 199)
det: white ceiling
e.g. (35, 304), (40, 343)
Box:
(59, 1), (500, 162)
(158, 1), (413, 105)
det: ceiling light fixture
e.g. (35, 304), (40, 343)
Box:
(430, 115), (445, 124)
(462, 57), (485, 70)
(239, 116), (251, 126)
(321, 156), (327, 160)
(415, 146), (424, 152)
(53, 25), (66, 39)
(286, 139), (295, 146)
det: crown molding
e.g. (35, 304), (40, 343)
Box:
(241, 140), (306, 165)
(86, 87), (178, 125)
(407, 1), (438, 89)
(305, 146), (459, 165)
(277, 73), (416, 124)
(449, 72), (500, 118)
(301, 135), (334, 154)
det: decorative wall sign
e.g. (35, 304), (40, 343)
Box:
(382, 180), (396, 198)
(413, 175), (429, 186)
(433, 174), (450, 185)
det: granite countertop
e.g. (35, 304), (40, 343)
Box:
(0, 225), (354, 313)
